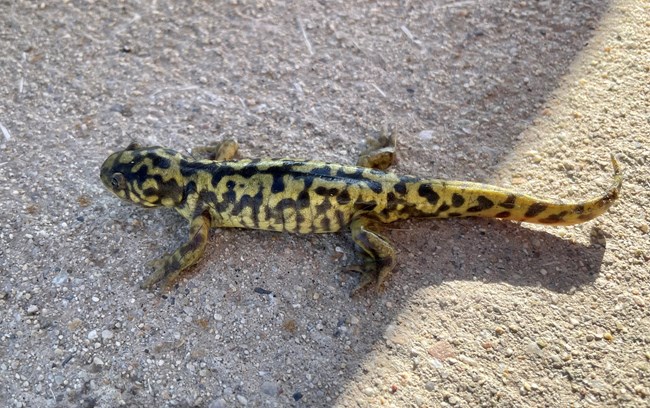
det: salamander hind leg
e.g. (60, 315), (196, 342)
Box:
(346, 216), (397, 295)
(356, 125), (396, 170)
(141, 211), (211, 289)
(192, 139), (239, 161)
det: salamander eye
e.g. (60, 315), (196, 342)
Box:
(111, 173), (127, 190)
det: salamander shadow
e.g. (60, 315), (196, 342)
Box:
(382, 218), (607, 294)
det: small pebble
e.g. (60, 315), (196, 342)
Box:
(208, 398), (227, 408)
(87, 330), (98, 340)
(526, 342), (543, 356)
(26, 305), (38, 315)
(236, 395), (247, 405)
(101, 330), (114, 340)
(261, 381), (278, 396)
(68, 318), (82, 331)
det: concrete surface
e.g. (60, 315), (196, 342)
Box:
(0, 0), (648, 407)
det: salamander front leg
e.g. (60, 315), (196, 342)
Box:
(346, 216), (397, 295)
(192, 139), (239, 161)
(141, 211), (211, 289)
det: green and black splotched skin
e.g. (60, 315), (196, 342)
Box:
(100, 140), (622, 294)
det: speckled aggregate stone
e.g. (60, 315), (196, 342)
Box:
(1, 1), (649, 407)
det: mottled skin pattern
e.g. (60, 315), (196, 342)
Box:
(100, 140), (622, 294)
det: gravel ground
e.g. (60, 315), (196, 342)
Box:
(1, 1), (648, 407)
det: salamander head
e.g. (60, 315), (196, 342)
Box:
(100, 142), (186, 208)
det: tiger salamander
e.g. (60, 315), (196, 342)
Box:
(100, 139), (621, 294)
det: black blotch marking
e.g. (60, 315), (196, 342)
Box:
(309, 166), (333, 178)
(180, 160), (226, 178)
(120, 161), (150, 186)
(296, 213), (305, 225)
(320, 216), (331, 231)
(448, 212), (462, 217)
(276, 198), (296, 211)
(271, 175), (285, 194)
(393, 182), (407, 195)
(238, 164), (258, 178)
(150, 154), (171, 169)
(296, 190), (310, 208)
(385, 192), (398, 213)
(451, 193), (465, 208)
(316, 197), (332, 214)
(335, 167), (364, 180)
(335, 210), (346, 228)
(467, 196), (495, 213)
(185, 181), (198, 195)
(199, 191), (217, 207)
(130, 170), (183, 203)
(398, 205), (430, 218)
(417, 184), (440, 205)
(158, 176), (183, 201)
(499, 194), (516, 209)
(573, 204), (585, 214)
(437, 203), (450, 213)
(302, 176), (314, 190)
(354, 200), (377, 212)
(539, 211), (568, 224)
(525, 203), (547, 218)
(495, 211), (511, 218)
(216, 179), (237, 211)
(336, 190), (351, 205)
(205, 164), (236, 186)
(264, 206), (274, 223)
(315, 186), (339, 196)
(142, 187), (158, 196)
(367, 181), (383, 194)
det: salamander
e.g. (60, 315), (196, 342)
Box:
(99, 139), (621, 294)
